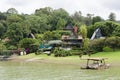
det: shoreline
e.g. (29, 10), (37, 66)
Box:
(1, 53), (120, 68)
(7, 55), (81, 66)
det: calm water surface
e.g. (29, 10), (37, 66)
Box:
(0, 61), (120, 80)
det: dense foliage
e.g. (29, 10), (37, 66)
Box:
(53, 47), (72, 57)
(87, 21), (120, 38)
(89, 36), (120, 52)
(0, 7), (120, 54)
(19, 38), (39, 53)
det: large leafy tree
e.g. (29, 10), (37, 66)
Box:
(72, 11), (83, 24)
(6, 23), (23, 45)
(56, 18), (67, 29)
(92, 16), (104, 25)
(7, 8), (18, 14)
(35, 7), (53, 16)
(43, 31), (52, 41)
(0, 12), (7, 20)
(50, 8), (72, 30)
(79, 25), (87, 39)
(21, 21), (31, 38)
(108, 12), (116, 21)
(35, 7), (73, 31)
(7, 14), (23, 24)
(84, 13), (94, 26)
(19, 38), (39, 53)
(26, 15), (50, 34)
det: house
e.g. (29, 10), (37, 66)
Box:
(62, 24), (83, 47)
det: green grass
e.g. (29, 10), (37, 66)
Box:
(18, 51), (120, 65)
(91, 51), (120, 62)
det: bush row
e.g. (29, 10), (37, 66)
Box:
(53, 47), (72, 57)
(89, 36), (120, 52)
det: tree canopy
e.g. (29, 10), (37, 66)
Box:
(0, 7), (120, 49)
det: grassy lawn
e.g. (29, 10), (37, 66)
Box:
(91, 51), (120, 62)
(18, 51), (120, 66)
(19, 51), (120, 60)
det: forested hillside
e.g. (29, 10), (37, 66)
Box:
(0, 7), (120, 51)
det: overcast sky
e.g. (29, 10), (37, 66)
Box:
(0, 0), (120, 20)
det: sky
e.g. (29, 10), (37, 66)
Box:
(0, 0), (120, 20)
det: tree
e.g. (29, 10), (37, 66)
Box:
(26, 15), (51, 34)
(79, 25), (90, 56)
(0, 12), (7, 20)
(43, 31), (52, 41)
(50, 8), (71, 30)
(56, 18), (66, 29)
(79, 25), (87, 39)
(80, 25), (89, 48)
(7, 14), (23, 24)
(6, 23), (23, 45)
(108, 12), (116, 21)
(21, 21), (31, 38)
(92, 16), (103, 24)
(83, 38), (89, 49)
(72, 11), (83, 23)
(7, 8), (18, 14)
(84, 13), (94, 26)
(19, 38), (39, 53)
(35, 7), (53, 16)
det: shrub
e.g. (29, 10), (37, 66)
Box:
(89, 39), (105, 52)
(35, 49), (43, 55)
(103, 46), (113, 52)
(53, 47), (72, 57)
(19, 38), (39, 53)
(89, 36), (120, 52)
(53, 47), (61, 57)
(7, 45), (17, 50)
(104, 37), (120, 49)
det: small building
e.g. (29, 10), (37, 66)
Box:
(62, 24), (83, 47)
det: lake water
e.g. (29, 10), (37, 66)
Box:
(0, 61), (120, 80)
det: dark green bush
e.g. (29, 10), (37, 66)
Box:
(35, 49), (43, 55)
(103, 46), (113, 52)
(19, 38), (39, 53)
(89, 36), (120, 52)
(7, 45), (17, 50)
(89, 39), (105, 52)
(53, 47), (72, 57)
(104, 36), (120, 49)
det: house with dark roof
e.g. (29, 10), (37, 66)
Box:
(62, 24), (83, 47)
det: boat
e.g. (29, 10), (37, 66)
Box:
(81, 57), (110, 70)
